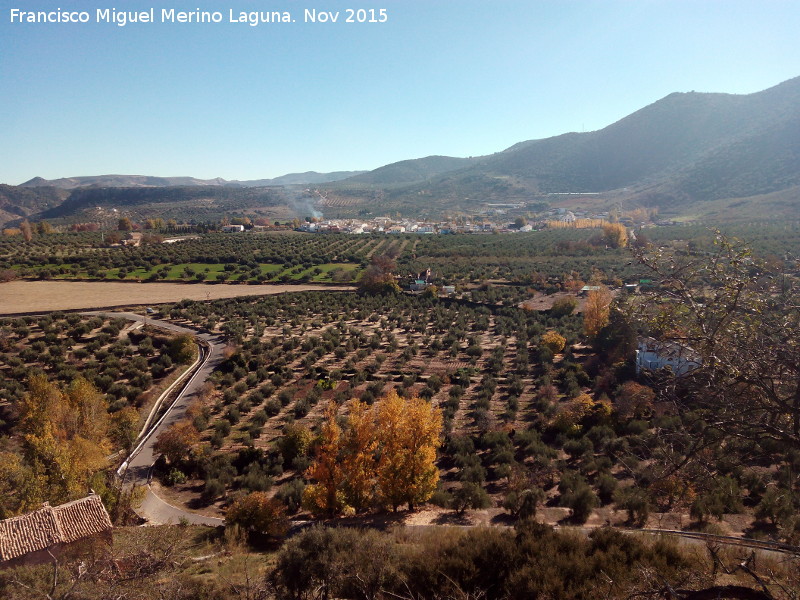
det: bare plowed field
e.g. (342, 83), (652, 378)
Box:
(0, 281), (354, 314)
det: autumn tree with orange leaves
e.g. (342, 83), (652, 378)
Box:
(227, 491), (288, 538)
(153, 419), (199, 466)
(359, 253), (401, 294)
(340, 399), (377, 513)
(302, 392), (442, 516)
(303, 403), (345, 517)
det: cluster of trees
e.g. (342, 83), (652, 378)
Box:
(150, 291), (578, 510)
(154, 274), (793, 536)
(624, 231), (800, 539)
(358, 252), (401, 294)
(303, 392), (442, 515)
(0, 232), (376, 279)
(160, 290), (654, 526)
(0, 314), (182, 413)
(0, 219), (39, 240)
(0, 226), (652, 289)
(0, 375), (138, 518)
(401, 228), (640, 286)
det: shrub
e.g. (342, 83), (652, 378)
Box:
(550, 296), (578, 317)
(563, 486), (598, 524)
(503, 487), (544, 519)
(452, 482), (492, 514)
(167, 333), (197, 364)
(226, 491), (288, 538)
(564, 437), (594, 460)
(429, 487), (453, 509)
(265, 398), (282, 416)
(690, 476), (743, 522)
(559, 472), (598, 524)
(596, 472), (618, 505)
(276, 479), (306, 514)
(614, 486), (650, 526)
(240, 464), (273, 492)
(755, 485), (793, 526)
(294, 398), (310, 418)
(164, 468), (187, 487)
(202, 478), (226, 502)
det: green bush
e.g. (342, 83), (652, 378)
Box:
(452, 482), (492, 513)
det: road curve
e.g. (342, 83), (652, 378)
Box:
(84, 311), (225, 527)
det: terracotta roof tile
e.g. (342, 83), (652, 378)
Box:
(0, 495), (112, 562)
(53, 495), (113, 544)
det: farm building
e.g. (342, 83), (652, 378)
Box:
(0, 494), (113, 568)
(635, 337), (701, 376)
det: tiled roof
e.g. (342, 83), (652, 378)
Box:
(0, 495), (112, 562)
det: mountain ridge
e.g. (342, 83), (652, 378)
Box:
(6, 75), (800, 224)
(19, 170), (367, 190)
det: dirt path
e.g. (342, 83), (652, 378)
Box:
(0, 281), (354, 315)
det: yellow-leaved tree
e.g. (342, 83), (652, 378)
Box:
(303, 399), (380, 516)
(583, 287), (612, 339)
(602, 223), (628, 248)
(541, 330), (567, 354)
(303, 402), (345, 517)
(375, 391), (442, 512)
(17, 375), (110, 506)
(341, 399), (377, 513)
(302, 392), (443, 516)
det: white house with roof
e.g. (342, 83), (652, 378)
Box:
(635, 338), (700, 376)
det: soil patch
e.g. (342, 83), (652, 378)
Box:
(0, 281), (354, 314)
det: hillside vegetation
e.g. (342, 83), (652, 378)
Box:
(4, 76), (798, 225)
(331, 76), (800, 216)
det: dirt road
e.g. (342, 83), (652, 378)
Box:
(0, 281), (354, 315)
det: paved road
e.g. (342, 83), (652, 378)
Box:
(84, 311), (225, 526)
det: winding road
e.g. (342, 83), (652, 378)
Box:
(84, 311), (225, 526)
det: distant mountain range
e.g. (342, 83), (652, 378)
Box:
(329, 75), (800, 218)
(20, 170), (366, 190)
(4, 75), (799, 225)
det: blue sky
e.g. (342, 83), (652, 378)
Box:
(1, 0), (799, 184)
